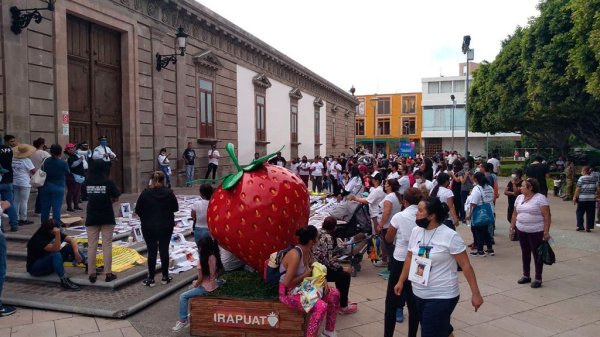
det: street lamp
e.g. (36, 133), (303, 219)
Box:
(462, 35), (474, 158)
(450, 94), (456, 151)
(370, 97), (379, 155)
(156, 26), (188, 71)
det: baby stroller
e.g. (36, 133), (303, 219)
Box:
(329, 201), (373, 276)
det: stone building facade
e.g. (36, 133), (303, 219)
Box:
(0, 0), (357, 192)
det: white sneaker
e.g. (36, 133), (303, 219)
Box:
(172, 320), (189, 332)
(320, 331), (337, 337)
(372, 260), (387, 267)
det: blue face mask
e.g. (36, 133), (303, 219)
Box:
(100, 140), (108, 147)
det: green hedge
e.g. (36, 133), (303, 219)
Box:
(207, 270), (278, 300)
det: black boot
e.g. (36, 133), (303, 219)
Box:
(60, 277), (81, 291)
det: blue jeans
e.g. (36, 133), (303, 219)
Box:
(179, 286), (208, 320)
(29, 247), (72, 278)
(0, 232), (6, 306)
(40, 182), (65, 225)
(185, 165), (194, 186)
(160, 165), (171, 188)
(0, 183), (18, 230)
(414, 296), (459, 337)
(193, 227), (211, 246)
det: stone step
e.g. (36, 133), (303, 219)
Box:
(1, 267), (197, 318)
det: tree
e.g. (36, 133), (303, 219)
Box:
(469, 0), (600, 152)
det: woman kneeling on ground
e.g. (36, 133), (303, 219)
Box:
(313, 216), (358, 315)
(172, 236), (224, 332)
(280, 226), (340, 337)
(394, 197), (483, 337)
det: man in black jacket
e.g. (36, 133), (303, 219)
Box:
(0, 135), (19, 232)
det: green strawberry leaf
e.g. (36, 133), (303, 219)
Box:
(226, 143), (242, 172)
(222, 170), (244, 190)
(242, 145), (285, 172)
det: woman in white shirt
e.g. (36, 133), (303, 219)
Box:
(309, 156), (324, 193)
(429, 173), (459, 230)
(394, 197), (483, 337)
(384, 188), (422, 337)
(12, 144), (37, 225)
(466, 172), (495, 257)
(343, 166), (364, 196)
(298, 156), (311, 186)
(378, 179), (404, 274)
(157, 148), (171, 188)
(191, 183), (214, 245)
(510, 178), (551, 288)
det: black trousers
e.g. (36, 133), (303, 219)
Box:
(576, 200), (596, 230)
(329, 174), (340, 196)
(142, 227), (173, 278)
(384, 258), (419, 337)
(326, 266), (351, 307)
(205, 163), (218, 180)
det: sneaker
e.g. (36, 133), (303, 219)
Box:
(517, 276), (532, 284)
(0, 306), (16, 317)
(586, 229), (591, 232)
(576, 227), (584, 231)
(396, 308), (404, 322)
(172, 320), (189, 332)
(470, 251), (486, 257)
(161, 275), (173, 285)
(372, 260), (387, 267)
(486, 249), (495, 256)
(320, 331), (338, 337)
(338, 303), (358, 315)
(531, 280), (542, 288)
(378, 269), (390, 277)
(18, 220), (34, 225)
(141, 278), (155, 287)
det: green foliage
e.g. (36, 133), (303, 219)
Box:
(207, 270), (278, 300)
(469, 0), (600, 151)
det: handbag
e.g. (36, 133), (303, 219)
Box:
(31, 157), (48, 187)
(472, 187), (495, 227)
(73, 173), (85, 184)
(536, 241), (556, 265)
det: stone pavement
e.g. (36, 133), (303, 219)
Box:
(1, 178), (599, 336)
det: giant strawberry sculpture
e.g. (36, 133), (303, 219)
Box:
(207, 144), (310, 272)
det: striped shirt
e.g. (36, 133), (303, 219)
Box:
(577, 175), (598, 202)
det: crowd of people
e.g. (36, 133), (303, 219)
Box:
(1, 138), (597, 337)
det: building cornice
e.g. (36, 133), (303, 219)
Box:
(111, 0), (358, 108)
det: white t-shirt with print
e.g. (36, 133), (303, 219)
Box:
(366, 185), (385, 218)
(345, 176), (363, 195)
(514, 193), (549, 233)
(298, 162), (311, 176)
(378, 193), (403, 229)
(310, 162), (324, 176)
(12, 158), (35, 187)
(408, 225), (466, 299)
(208, 150), (220, 165)
(390, 204), (418, 261)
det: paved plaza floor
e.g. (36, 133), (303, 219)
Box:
(1, 177), (599, 336)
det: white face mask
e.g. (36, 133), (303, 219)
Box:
(416, 179), (423, 184)
(511, 174), (517, 179)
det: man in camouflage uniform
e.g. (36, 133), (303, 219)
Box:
(563, 159), (575, 200)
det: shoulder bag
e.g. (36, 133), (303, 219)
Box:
(472, 186), (495, 227)
(31, 157), (48, 188)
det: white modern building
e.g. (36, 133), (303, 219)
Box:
(420, 63), (520, 157)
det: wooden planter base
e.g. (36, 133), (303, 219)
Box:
(190, 297), (306, 337)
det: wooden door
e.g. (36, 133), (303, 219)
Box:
(67, 15), (123, 189)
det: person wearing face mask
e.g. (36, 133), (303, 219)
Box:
(30, 137), (51, 217)
(456, 160), (473, 224)
(92, 137), (116, 174)
(466, 172), (495, 257)
(384, 188), (422, 337)
(505, 169), (523, 236)
(430, 173), (460, 230)
(398, 164), (411, 195)
(298, 156), (311, 186)
(412, 171), (433, 198)
(394, 197), (483, 337)
(77, 141), (92, 202)
(573, 166), (599, 232)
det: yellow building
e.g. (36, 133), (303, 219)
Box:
(354, 93), (422, 156)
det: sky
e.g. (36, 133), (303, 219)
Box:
(196, 0), (540, 95)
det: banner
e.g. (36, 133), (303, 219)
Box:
(399, 142), (415, 157)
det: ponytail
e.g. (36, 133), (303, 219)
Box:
(150, 171), (165, 189)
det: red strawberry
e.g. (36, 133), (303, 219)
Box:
(207, 144), (309, 272)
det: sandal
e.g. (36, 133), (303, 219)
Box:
(105, 273), (117, 282)
(89, 273), (97, 284)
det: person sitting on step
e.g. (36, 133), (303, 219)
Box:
(26, 219), (83, 291)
